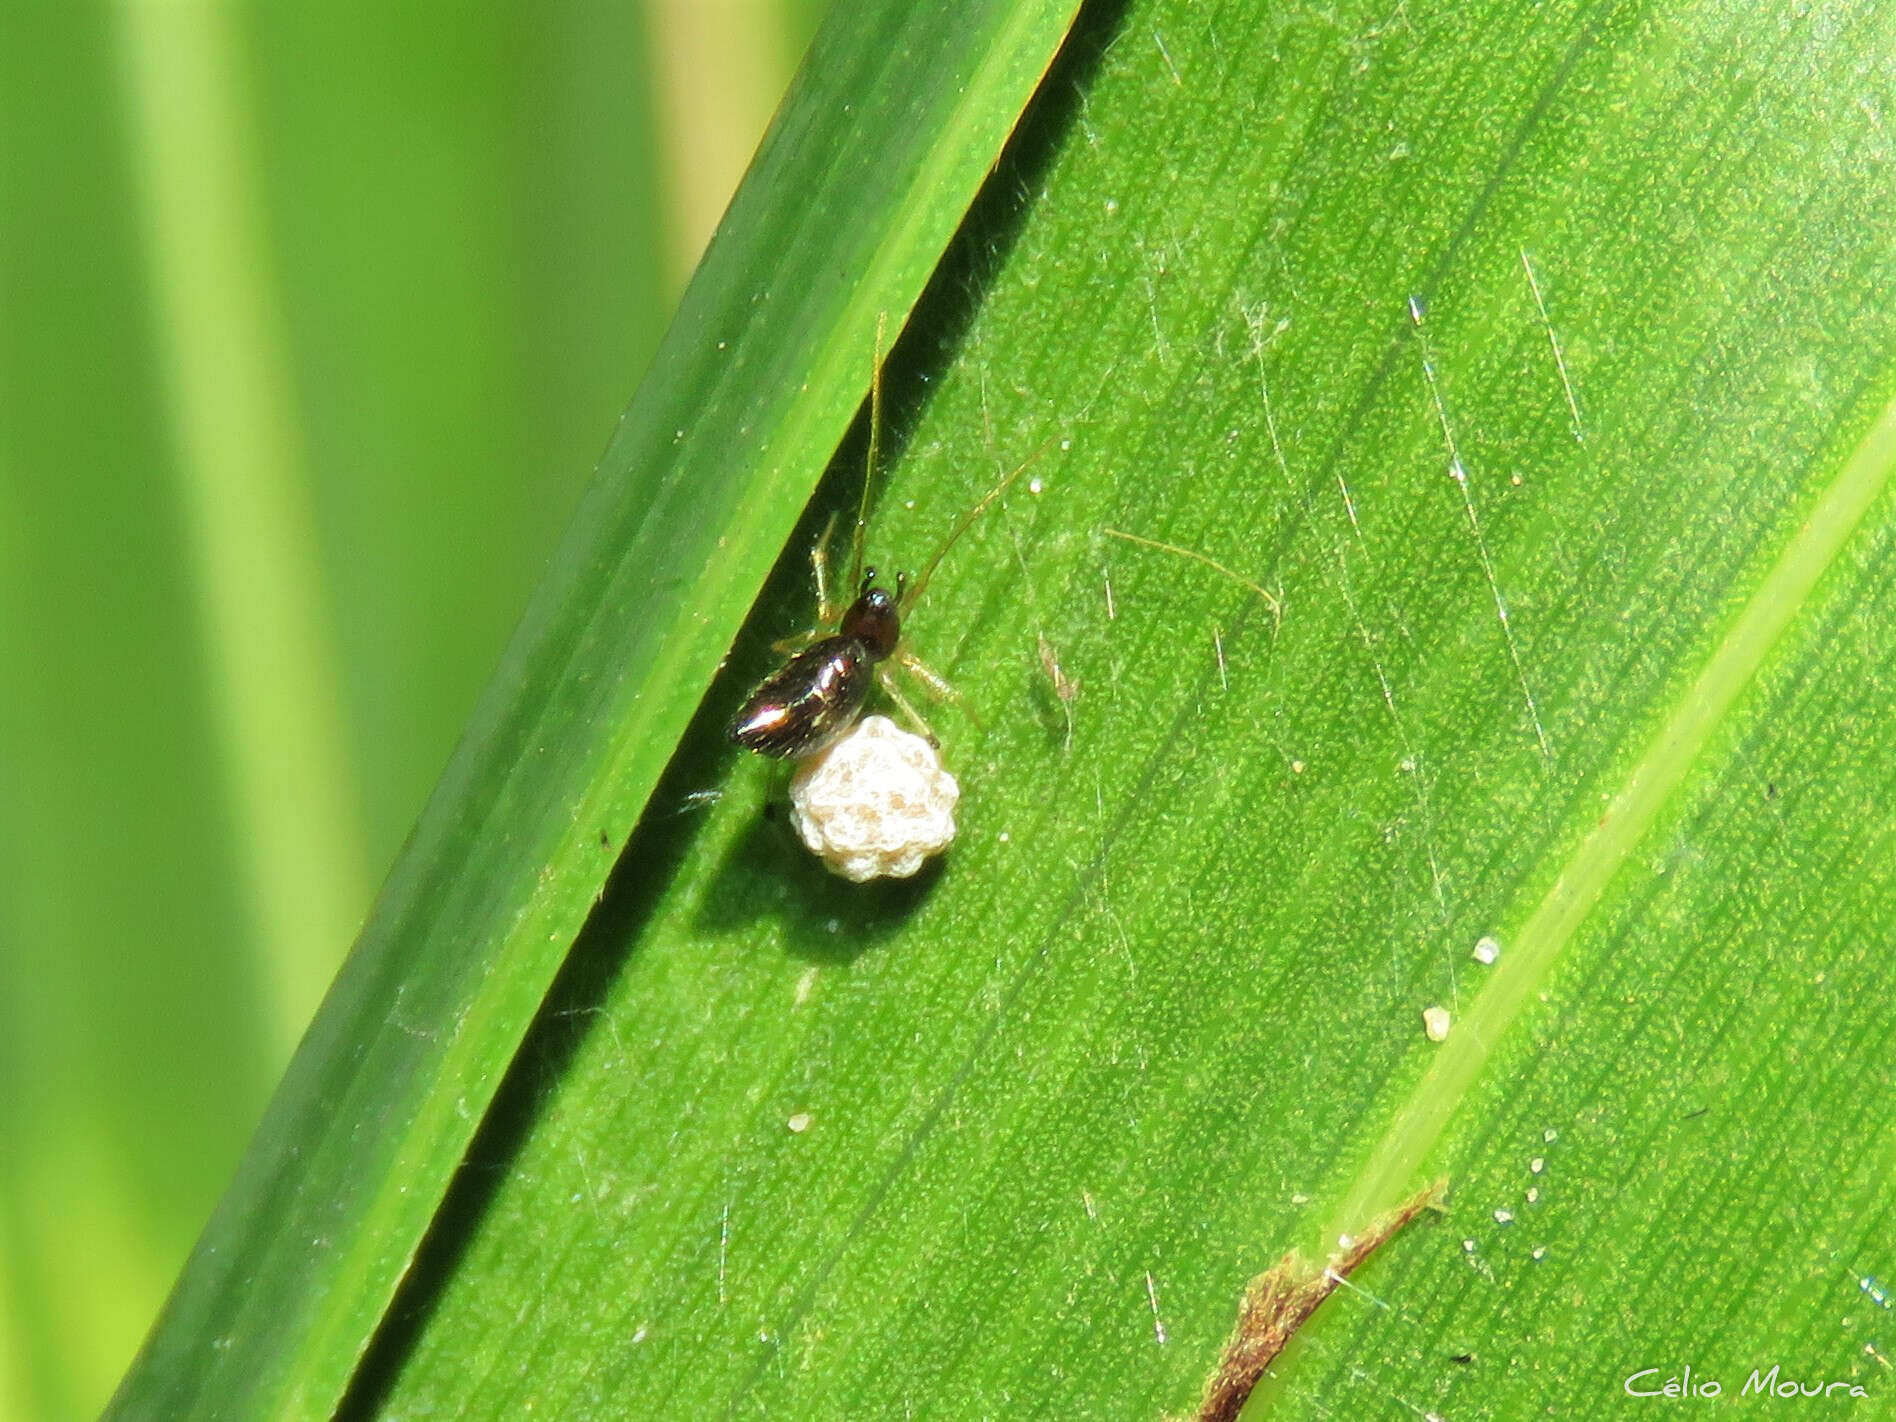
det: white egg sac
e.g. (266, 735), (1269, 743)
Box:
(788, 715), (960, 881)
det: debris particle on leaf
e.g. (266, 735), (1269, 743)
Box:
(1184, 1179), (1446, 1422)
(1471, 934), (1501, 964)
(788, 715), (959, 881)
(1423, 1005), (1452, 1042)
(1036, 632), (1078, 749)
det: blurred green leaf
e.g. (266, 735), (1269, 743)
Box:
(0, 15), (270, 1415)
(3, 3), (680, 1414)
(304, 0), (1892, 1417)
(103, 1), (1081, 1418)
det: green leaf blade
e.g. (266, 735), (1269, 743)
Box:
(105, 3), (1082, 1418)
(336, 0), (1896, 1416)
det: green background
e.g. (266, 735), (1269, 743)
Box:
(0, 4), (824, 1415)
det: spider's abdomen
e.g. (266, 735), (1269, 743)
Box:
(728, 635), (875, 758)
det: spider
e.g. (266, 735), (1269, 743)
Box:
(728, 323), (1046, 758)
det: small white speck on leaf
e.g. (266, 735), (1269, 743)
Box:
(1530, 1156), (1545, 1174)
(787, 1112), (812, 1134)
(1423, 1005), (1452, 1042)
(1472, 934), (1501, 964)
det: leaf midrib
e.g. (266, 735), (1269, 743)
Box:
(1324, 388), (1896, 1241)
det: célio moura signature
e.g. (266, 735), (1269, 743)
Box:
(1624, 1364), (1869, 1400)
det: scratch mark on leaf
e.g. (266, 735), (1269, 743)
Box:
(719, 1199), (730, 1306)
(1410, 298), (1553, 763)
(1142, 267), (1172, 368)
(1520, 248), (1585, 442)
(1089, 870), (1137, 987)
(1153, 29), (1184, 85)
(1243, 299), (1449, 924)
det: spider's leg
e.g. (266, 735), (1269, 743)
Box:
(811, 511), (841, 625)
(770, 629), (822, 656)
(896, 649), (982, 732)
(875, 665), (939, 747)
(899, 434), (1054, 616)
(846, 312), (888, 598)
(764, 513), (847, 655)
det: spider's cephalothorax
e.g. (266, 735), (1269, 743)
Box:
(727, 573), (903, 758)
